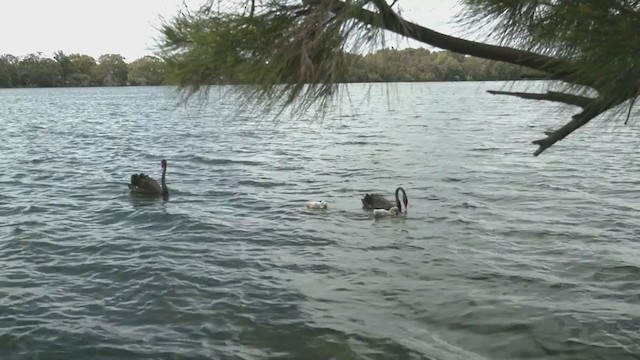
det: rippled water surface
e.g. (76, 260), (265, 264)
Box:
(1, 83), (639, 360)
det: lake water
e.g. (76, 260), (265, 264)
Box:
(1, 82), (639, 360)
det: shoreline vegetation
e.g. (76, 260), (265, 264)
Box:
(0, 48), (537, 89)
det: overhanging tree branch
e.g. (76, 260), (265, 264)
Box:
(304, 0), (636, 156)
(162, 0), (638, 157)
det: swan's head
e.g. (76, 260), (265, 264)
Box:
(161, 159), (167, 170)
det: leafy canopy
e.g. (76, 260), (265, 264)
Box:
(158, 0), (385, 114)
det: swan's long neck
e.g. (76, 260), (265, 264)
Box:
(395, 187), (402, 211)
(161, 166), (168, 194)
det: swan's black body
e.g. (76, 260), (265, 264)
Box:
(361, 187), (408, 212)
(128, 159), (169, 196)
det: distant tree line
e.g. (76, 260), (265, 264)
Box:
(0, 51), (168, 88)
(0, 48), (531, 88)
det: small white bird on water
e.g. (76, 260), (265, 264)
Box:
(306, 200), (328, 209)
(373, 206), (400, 218)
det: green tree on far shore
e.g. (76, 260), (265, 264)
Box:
(0, 54), (18, 87)
(67, 54), (97, 87)
(127, 56), (168, 85)
(16, 53), (63, 87)
(94, 54), (128, 86)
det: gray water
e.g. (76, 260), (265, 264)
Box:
(1, 82), (639, 360)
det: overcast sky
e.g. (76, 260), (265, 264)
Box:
(0, 0), (469, 60)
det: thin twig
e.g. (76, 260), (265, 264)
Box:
(624, 95), (637, 125)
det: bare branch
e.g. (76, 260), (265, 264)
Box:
(532, 97), (628, 156)
(487, 90), (594, 109)
(370, 0), (394, 13)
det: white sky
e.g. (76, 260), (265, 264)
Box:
(0, 0), (468, 61)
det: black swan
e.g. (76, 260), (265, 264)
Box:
(361, 187), (408, 212)
(128, 159), (169, 196)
